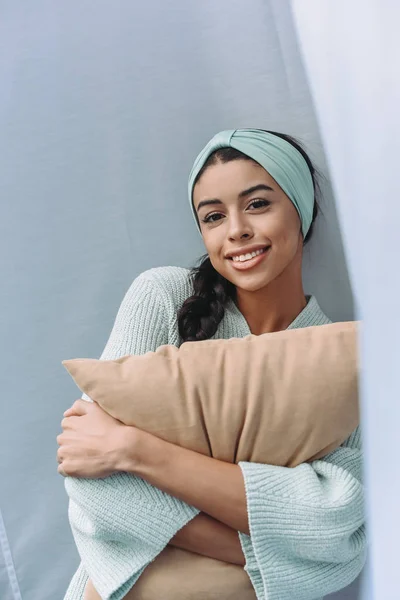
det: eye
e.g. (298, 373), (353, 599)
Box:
(247, 199), (271, 210)
(201, 212), (224, 224)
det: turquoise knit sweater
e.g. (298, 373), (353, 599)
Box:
(63, 266), (366, 600)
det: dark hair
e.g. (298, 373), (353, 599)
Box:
(178, 131), (322, 343)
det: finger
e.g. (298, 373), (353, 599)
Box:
(63, 404), (83, 417)
(61, 415), (83, 430)
(61, 417), (71, 430)
(63, 399), (87, 417)
(63, 399), (89, 417)
(58, 464), (67, 477)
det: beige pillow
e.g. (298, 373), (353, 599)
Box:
(64, 321), (359, 600)
(63, 321), (359, 468)
(83, 547), (257, 600)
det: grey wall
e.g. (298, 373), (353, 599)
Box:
(0, 1), (360, 598)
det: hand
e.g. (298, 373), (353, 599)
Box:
(57, 399), (130, 479)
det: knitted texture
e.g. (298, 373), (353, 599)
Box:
(63, 266), (366, 600)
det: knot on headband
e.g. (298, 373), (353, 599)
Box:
(188, 128), (315, 238)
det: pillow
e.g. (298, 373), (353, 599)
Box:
(63, 321), (360, 468)
(63, 321), (360, 600)
(83, 547), (257, 600)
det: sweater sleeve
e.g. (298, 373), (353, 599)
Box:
(238, 426), (367, 600)
(63, 272), (199, 600)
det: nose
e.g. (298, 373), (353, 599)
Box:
(227, 214), (254, 242)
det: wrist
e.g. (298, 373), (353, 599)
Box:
(116, 426), (145, 473)
(117, 426), (166, 475)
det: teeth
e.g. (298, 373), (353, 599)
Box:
(232, 248), (265, 262)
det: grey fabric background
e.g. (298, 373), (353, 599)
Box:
(0, 1), (363, 598)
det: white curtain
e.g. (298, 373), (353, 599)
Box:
(292, 2), (400, 599)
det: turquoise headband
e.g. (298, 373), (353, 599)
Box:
(188, 128), (314, 238)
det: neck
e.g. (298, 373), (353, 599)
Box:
(235, 252), (307, 335)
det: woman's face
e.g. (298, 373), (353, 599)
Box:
(193, 159), (304, 293)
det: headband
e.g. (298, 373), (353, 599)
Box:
(188, 128), (314, 238)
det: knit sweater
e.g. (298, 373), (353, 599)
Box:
(63, 266), (366, 600)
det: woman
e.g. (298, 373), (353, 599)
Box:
(58, 129), (366, 600)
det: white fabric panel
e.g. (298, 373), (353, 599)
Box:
(1, 1), (358, 598)
(292, 2), (400, 599)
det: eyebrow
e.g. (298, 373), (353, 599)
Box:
(239, 184), (274, 198)
(196, 184), (274, 212)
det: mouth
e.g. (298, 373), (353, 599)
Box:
(227, 246), (271, 271)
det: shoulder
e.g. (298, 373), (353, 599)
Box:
(133, 266), (194, 305)
(289, 295), (332, 330)
(120, 266), (194, 346)
(307, 296), (332, 326)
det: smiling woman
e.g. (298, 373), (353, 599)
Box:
(195, 159), (303, 294)
(179, 130), (321, 340)
(61, 128), (365, 600)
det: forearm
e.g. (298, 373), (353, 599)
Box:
(169, 512), (245, 566)
(82, 517), (245, 600)
(120, 428), (250, 535)
(83, 579), (101, 600)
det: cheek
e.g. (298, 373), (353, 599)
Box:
(268, 210), (301, 249)
(201, 229), (224, 260)
(276, 228), (298, 249)
(202, 232), (231, 277)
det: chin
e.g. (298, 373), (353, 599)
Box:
(228, 273), (274, 293)
(237, 282), (272, 293)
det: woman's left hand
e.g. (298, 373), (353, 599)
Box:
(57, 400), (129, 479)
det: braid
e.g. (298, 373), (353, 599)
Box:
(178, 255), (235, 342)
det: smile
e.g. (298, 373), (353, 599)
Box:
(231, 248), (266, 263)
(228, 246), (270, 270)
